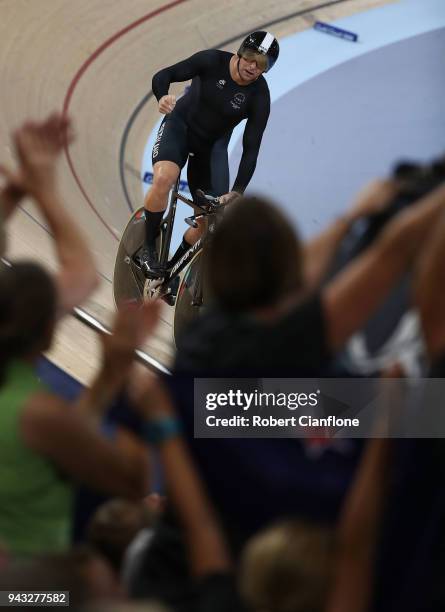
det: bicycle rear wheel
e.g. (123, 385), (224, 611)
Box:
(173, 250), (206, 346)
(113, 208), (165, 307)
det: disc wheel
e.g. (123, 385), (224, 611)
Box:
(113, 208), (165, 308)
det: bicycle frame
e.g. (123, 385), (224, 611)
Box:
(148, 182), (219, 295)
(158, 176), (180, 270)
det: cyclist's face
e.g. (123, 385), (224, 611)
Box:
(239, 51), (267, 80)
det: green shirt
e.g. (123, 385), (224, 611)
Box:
(0, 361), (72, 555)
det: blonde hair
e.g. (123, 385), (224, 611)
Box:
(240, 520), (334, 612)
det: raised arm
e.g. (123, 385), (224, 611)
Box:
(326, 438), (390, 612)
(21, 392), (149, 499)
(323, 182), (445, 352)
(13, 114), (99, 315)
(152, 50), (217, 100)
(132, 376), (231, 577)
(76, 300), (162, 426)
(303, 179), (400, 290)
(20, 301), (162, 498)
(0, 173), (25, 223)
(413, 207), (445, 360)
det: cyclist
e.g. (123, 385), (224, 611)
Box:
(140, 31), (279, 277)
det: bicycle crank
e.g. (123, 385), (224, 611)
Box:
(143, 277), (165, 301)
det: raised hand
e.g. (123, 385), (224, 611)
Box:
(100, 300), (162, 387)
(12, 113), (74, 197)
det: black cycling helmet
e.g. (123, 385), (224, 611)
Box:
(237, 31), (279, 72)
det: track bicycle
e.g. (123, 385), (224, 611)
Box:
(113, 177), (224, 344)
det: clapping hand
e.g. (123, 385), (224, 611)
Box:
(10, 113), (73, 198)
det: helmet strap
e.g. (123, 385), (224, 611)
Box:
(236, 57), (242, 79)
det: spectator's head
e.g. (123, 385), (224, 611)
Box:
(205, 196), (303, 312)
(240, 520), (334, 612)
(0, 261), (57, 382)
(87, 498), (156, 574)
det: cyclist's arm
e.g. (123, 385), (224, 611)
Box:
(152, 50), (217, 100)
(211, 131), (232, 196)
(232, 90), (270, 193)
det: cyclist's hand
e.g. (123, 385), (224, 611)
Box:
(159, 95), (176, 114)
(219, 191), (240, 205)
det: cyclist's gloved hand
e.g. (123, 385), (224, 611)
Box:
(159, 95), (177, 114)
(219, 191), (240, 205)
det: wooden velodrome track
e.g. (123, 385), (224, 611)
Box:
(0, 0), (392, 383)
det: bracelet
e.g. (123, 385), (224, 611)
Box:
(143, 416), (182, 445)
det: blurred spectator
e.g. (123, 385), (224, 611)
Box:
(324, 157), (445, 377)
(415, 207), (445, 372)
(175, 180), (445, 374)
(0, 151), (26, 256)
(372, 206), (445, 612)
(164, 178), (445, 546)
(0, 547), (121, 610)
(238, 437), (390, 612)
(125, 375), (245, 611)
(125, 374), (393, 612)
(0, 115), (162, 555)
(121, 494), (166, 590)
(0, 114), (97, 313)
(240, 520), (333, 612)
(158, 180), (445, 611)
(0, 263), (160, 555)
(87, 498), (157, 575)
